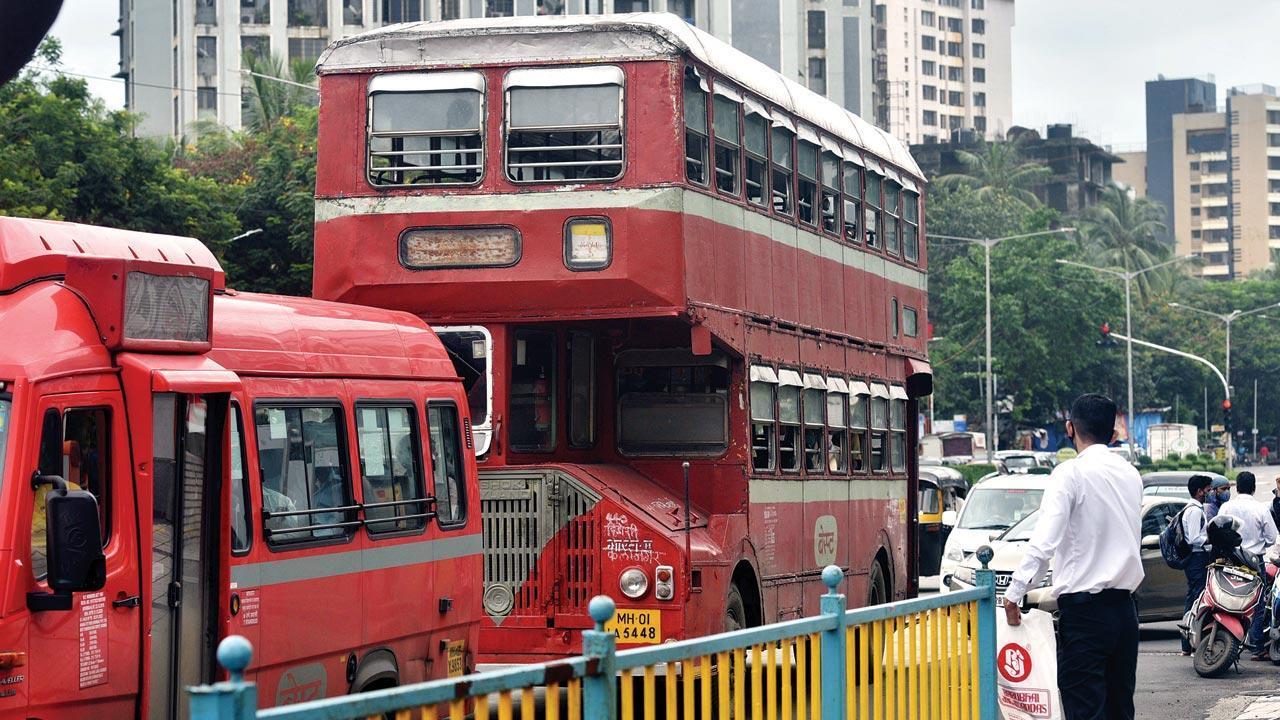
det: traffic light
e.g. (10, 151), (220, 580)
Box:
(1097, 322), (1118, 347)
(1223, 399), (1233, 440)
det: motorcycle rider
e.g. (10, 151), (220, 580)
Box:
(1182, 475), (1214, 655)
(1205, 477), (1231, 521)
(1217, 471), (1278, 660)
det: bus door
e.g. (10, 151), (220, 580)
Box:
(24, 389), (140, 717)
(148, 393), (227, 720)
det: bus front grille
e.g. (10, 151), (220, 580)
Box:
(479, 470), (600, 624)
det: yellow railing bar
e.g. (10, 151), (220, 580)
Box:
(858, 622), (869, 720)
(448, 699), (464, 720)
(959, 604), (970, 720)
(796, 634), (807, 720)
(933, 608), (944, 720)
(682, 659), (696, 720)
(845, 627), (856, 720)
(897, 614), (907, 720)
(810, 633), (821, 720)
(474, 695), (489, 720)
(874, 620), (885, 720)
(753, 644), (765, 720)
(952, 607), (962, 720)
(782, 640), (794, 720)
(718, 651), (731, 720)
(547, 682), (560, 720)
(568, 678), (581, 720)
(643, 668), (655, 720)
(734, 647), (747, 720)
(767, 642), (778, 720)
(701, 655), (713, 720)
(620, 669), (634, 720)
(910, 615), (920, 720)
(664, 663), (677, 720)
(422, 705), (438, 720)
(969, 602), (980, 720)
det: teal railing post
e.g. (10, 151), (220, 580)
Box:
(819, 565), (847, 720)
(188, 635), (258, 720)
(582, 595), (618, 720)
(974, 545), (998, 720)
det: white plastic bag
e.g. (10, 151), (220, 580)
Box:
(995, 609), (1062, 720)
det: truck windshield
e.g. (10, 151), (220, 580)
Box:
(0, 395), (9, 487)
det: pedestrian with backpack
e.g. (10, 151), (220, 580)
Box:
(1180, 474), (1214, 655)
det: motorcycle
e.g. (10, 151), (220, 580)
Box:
(1181, 516), (1267, 677)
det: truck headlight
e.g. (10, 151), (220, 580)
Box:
(620, 567), (649, 599)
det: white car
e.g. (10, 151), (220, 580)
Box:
(994, 451), (1040, 474)
(938, 473), (1053, 590)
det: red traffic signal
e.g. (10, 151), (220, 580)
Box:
(1101, 322), (1111, 336)
(1223, 399), (1232, 410)
(1097, 322), (1118, 347)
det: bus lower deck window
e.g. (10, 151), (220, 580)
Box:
(749, 367), (777, 472)
(891, 396), (907, 472)
(507, 66), (624, 183)
(428, 403), (467, 525)
(870, 396), (889, 471)
(368, 72), (484, 187)
(802, 384), (824, 471)
(826, 390), (848, 473)
(510, 329), (557, 452)
(356, 405), (427, 534)
(255, 405), (355, 545)
(777, 380), (800, 470)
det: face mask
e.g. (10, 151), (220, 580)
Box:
(1219, 490), (1231, 501)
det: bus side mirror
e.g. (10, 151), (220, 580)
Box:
(28, 484), (106, 612)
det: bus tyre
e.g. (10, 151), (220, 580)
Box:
(867, 562), (888, 607)
(725, 585), (746, 633)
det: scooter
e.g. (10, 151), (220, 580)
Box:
(1181, 517), (1266, 677)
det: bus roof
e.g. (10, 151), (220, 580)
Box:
(316, 13), (923, 181)
(210, 291), (457, 380)
(0, 216), (224, 292)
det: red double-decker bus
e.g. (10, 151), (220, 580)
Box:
(313, 14), (930, 663)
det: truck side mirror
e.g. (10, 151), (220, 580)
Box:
(28, 481), (105, 612)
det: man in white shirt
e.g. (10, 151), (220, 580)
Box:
(1179, 475), (1214, 655)
(1003, 394), (1143, 720)
(1216, 471), (1278, 659)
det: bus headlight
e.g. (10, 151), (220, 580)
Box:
(654, 565), (675, 600)
(619, 567), (649, 598)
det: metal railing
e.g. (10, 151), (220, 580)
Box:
(189, 560), (998, 719)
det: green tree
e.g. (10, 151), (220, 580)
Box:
(0, 41), (241, 251)
(241, 52), (318, 133)
(934, 142), (1051, 208)
(1079, 184), (1174, 300)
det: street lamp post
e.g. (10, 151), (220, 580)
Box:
(1057, 255), (1193, 459)
(1167, 300), (1280, 464)
(930, 229), (1076, 464)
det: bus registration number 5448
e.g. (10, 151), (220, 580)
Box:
(605, 609), (662, 645)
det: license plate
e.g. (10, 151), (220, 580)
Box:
(605, 609), (662, 645)
(446, 640), (466, 678)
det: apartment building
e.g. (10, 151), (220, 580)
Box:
(1144, 76), (1217, 237)
(870, 0), (1013, 145)
(116, 0), (873, 138)
(1169, 85), (1280, 279)
(1112, 151), (1146, 197)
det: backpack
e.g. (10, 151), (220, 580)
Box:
(1159, 506), (1193, 570)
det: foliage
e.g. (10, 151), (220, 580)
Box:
(0, 42), (241, 249)
(1079, 185), (1175, 301)
(934, 142), (1052, 208)
(241, 52), (318, 133)
(956, 463), (998, 486)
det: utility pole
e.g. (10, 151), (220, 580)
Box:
(1254, 377), (1259, 458)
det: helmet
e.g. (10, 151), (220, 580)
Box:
(1207, 514), (1243, 551)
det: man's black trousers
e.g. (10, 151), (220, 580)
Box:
(1056, 589), (1139, 720)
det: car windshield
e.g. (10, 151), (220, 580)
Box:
(1003, 456), (1037, 470)
(1143, 484), (1184, 497)
(999, 510), (1040, 541)
(957, 486), (1044, 530)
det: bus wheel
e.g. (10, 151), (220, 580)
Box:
(867, 561), (888, 607)
(725, 585), (746, 633)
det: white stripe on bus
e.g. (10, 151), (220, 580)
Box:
(229, 532), (482, 589)
(748, 478), (907, 504)
(314, 188), (928, 292)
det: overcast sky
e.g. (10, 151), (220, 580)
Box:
(44, 0), (1279, 150)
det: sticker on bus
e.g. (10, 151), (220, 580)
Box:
(605, 609), (662, 645)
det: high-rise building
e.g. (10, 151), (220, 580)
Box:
(1143, 76), (1217, 236)
(1112, 151), (1146, 198)
(870, 0), (1013, 145)
(116, 0), (874, 138)
(1168, 85), (1280, 279)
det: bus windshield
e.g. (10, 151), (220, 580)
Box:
(957, 487), (1044, 531)
(0, 395), (9, 487)
(617, 362), (729, 455)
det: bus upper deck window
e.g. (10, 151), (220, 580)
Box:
(368, 71), (484, 187)
(712, 91), (741, 195)
(820, 148), (841, 235)
(864, 170), (882, 248)
(797, 135), (820, 226)
(683, 71), (709, 185)
(743, 101), (769, 207)
(903, 189), (921, 263)
(884, 180), (901, 256)
(843, 157), (863, 244)
(770, 125), (794, 215)
(506, 66), (624, 183)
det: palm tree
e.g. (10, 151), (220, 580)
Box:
(1080, 184), (1175, 300)
(935, 142), (1051, 207)
(241, 52), (317, 132)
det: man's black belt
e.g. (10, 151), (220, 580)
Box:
(1057, 588), (1133, 607)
